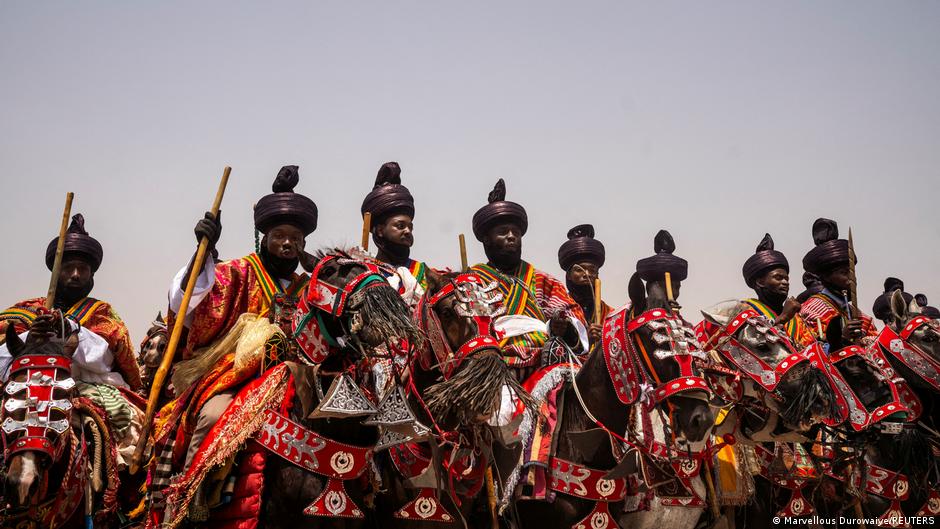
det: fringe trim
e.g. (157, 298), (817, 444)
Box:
(158, 364), (291, 529)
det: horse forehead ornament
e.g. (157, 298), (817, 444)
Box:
(2, 354), (75, 458)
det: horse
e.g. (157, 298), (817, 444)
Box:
(845, 291), (940, 522)
(501, 273), (716, 529)
(375, 272), (534, 528)
(138, 312), (168, 399)
(148, 248), (425, 529)
(1, 315), (133, 529)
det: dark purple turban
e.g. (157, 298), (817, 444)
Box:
(802, 218), (855, 275)
(471, 178), (528, 241)
(742, 233), (789, 288)
(558, 224), (605, 271)
(360, 162), (415, 222)
(254, 165), (318, 235)
(872, 277), (912, 321)
(45, 214), (103, 272)
(636, 230), (687, 282)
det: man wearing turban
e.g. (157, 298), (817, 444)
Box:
(153, 165), (317, 521)
(557, 224), (612, 346)
(871, 277), (913, 326)
(360, 161), (440, 307)
(799, 218), (877, 351)
(740, 234), (816, 347)
(469, 179), (587, 379)
(0, 214), (141, 390)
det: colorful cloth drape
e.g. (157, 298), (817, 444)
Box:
(471, 261), (585, 366)
(0, 296), (141, 390)
(800, 291), (877, 349)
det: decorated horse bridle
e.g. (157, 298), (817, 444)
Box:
(603, 308), (711, 407)
(293, 254), (389, 364)
(415, 273), (504, 378)
(825, 344), (913, 432)
(873, 316), (940, 418)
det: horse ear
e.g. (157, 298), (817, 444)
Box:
(300, 250), (319, 274)
(627, 272), (646, 311)
(425, 269), (459, 297)
(5, 324), (24, 357)
(909, 298), (923, 315)
(890, 289), (909, 323)
(156, 311), (165, 324)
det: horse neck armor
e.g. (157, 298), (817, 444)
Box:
(548, 457), (627, 529)
(875, 316), (940, 415)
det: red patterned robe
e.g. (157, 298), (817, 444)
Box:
(800, 291), (877, 351)
(470, 261), (586, 367)
(0, 296), (141, 390)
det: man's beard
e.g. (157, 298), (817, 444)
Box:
(376, 238), (411, 265)
(755, 285), (787, 311)
(566, 279), (594, 306)
(260, 247), (299, 280)
(55, 278), (94, 309)
(484, 245), (522, 271)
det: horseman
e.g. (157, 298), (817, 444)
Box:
(0, 213), (144, 471)
(739, 233), (816, 347)
(361, 161), (436, 307)
(871, 277), (913, 326)
(152, 165), (316, 519)
(469, 179), (587, 379)
(0, 214), (142, 391)
(799, 218), (877, 351)
(557, 224), (611, 347)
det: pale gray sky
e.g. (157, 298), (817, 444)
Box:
(1, 2), (938, 343)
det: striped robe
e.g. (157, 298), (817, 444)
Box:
(471, 261), (586, 367)
(800, 291), (877, 351)
(0, 296), (141, 390)
(743, 298), (817, 348)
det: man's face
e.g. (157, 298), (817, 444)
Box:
(265, 224), (306, 260)
(483, 223), (523, 263)
(374, 214), (414, 248)
(821, 265), (851, 292)
(567, 261), (599, 287)
(58, 257), (92, 290)
(755, 268), (790, 297)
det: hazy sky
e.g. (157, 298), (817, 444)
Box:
(2, 2), (938, 344)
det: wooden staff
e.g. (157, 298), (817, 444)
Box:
(130, 166), (231, 474)
(664, 271), (676, 315)
(593, 278), (602, 325)
(485, 467), (499, 529)
(361, 212), (372, 251)
(45, 192), (74, 310)
(847, 228), (859, 315)
(458, 233), (468, 272)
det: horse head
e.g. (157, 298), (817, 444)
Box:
(2, 315), (79, 516)
(700, 301), (839, 434)
(878, 289), (940, 400)
(414, 272), (533, 433)
(138, 311), (167, 393)
(622, 277), (714, 446)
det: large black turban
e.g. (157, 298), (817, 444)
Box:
(558, 224), (605, 271)
(636, 230), (688, 282)
(471, 178), (528, 241)
(872, 277), (913, 321)
(802, 218), (854, 275)
(45, 214), (103, 272)
(361, 162), (415, 222)
(742, 233), (789, 288)
(254, 165), (318, 235)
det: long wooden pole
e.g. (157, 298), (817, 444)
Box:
(593, 278), (602, 325)
(361, 212), (372, 251)
(45, 192), (74, 310)
(458, 233), (468, 272)
(130, 166), (231, 474)
(847, 228), (859, 315)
